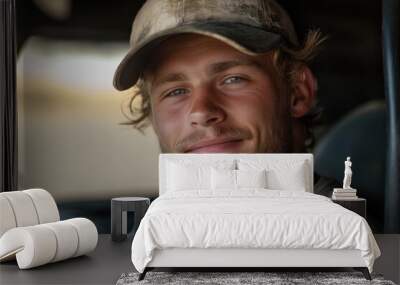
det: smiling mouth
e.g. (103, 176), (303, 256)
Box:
(185, 139), (244, 153)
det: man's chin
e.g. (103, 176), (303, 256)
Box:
(186, 140), (248, 153)
(188, 149), (241, 154)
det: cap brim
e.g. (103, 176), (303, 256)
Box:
(113, 22), (284, 91)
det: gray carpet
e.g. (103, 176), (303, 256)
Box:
(116, 271), (396, 285)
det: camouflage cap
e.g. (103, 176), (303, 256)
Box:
(113, 0), (299, 91)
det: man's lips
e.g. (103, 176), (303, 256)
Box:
(184, 139), (244, 153)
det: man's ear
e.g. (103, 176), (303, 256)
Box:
(290, 66), (317, 118)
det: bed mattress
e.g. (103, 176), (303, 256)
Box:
(131, 190), (380, 273)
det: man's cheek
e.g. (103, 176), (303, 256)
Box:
(153, 114), (182, 149)
(234, 105), (268, 152)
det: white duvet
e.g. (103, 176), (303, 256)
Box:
(131, 190), (380, 273)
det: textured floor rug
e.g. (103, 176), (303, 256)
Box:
(116, 271), (396, 285)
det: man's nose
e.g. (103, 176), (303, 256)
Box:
(188, 87), (226, 127)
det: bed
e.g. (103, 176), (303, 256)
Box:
(131, 153), (381, 280)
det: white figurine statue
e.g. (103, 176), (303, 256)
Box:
(343, 157), (353, 189)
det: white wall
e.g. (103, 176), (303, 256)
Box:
(17, 37), (160, 202)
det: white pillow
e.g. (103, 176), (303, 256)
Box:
(211, 168), (236, 190)
(238, 159), (309, 192)
(167, 159), (235, 192)
(236, 169), (267, 188)
(211, 168), (267, 190)
(266, 165), (307, 191)
(167, 162), (210, 191)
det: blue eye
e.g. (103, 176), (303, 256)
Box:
(165, 88), (188, 98)
(223, 76), (244, 84)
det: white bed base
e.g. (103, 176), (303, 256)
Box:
(143, 248), (371, 280)
(148, 248), (366, 268)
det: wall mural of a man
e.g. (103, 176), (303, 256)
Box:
(113, 0), (338, 196)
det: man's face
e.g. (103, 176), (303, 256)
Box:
(145, 34), (293, 153)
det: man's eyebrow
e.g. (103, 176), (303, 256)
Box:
(152, 73), (188, 90)
(208, 59), (263, 75)
(152, 59), (263, 89)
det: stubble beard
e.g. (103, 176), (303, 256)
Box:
(262, 111), (293, 153)
(156, 111), (293, 154)
(263, 86), (294, 153)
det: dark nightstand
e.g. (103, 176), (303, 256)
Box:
(332, 198), (366, 218)
(111, 197), (150, 242)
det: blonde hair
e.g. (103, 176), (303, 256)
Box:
(121, 30), (327, 141)
(271, 30), (327, 148)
